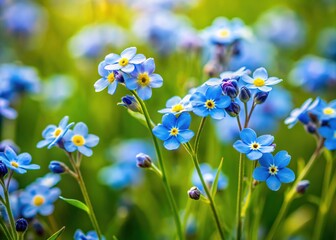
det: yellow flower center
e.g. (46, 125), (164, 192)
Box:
(119, 58), (129, 67)
(33, 195), (45, 206)
(218, 29), (230, 38)
(137, 72), (150, 87)
(172, 104), (184, 112)
(10, 161), (19, 168)
(205, 100), (215, 109)
(72, 135), (85, 146)
(268, 165), (278, 175)
(107, 72), (115, 83)
(53, 128), (63, 137)
(253, 78), (265, 87)
(250, 142), (260, 150)
(170, 127), (179, 136)
(323, 107), (335, 115)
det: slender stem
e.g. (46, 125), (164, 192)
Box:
(48, 214), (58, 235)
(131, 91), (184, 240)
(243, 102), (248, 125)
(1, 177), (17, 240)
(237, 115), (242, 131)
(194, 117), (206, 153)
(245, 103), (256, 128)
(0, 217), (12, 240)
(265, 139), (325, 240)
(186, 143), (225, 239)
(236, 153), (244, 240)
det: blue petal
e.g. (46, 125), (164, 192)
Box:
(210, 108), (225, 120)
(121, 64), (135, 73)
(105, 63), (121, 71)
(190, 92), (206, 104)
(98, 61), (109, 77)
(240, 128), (257, 143)
(143, 58), (155, 74)
(162, 113), (177, 128)
(253, 167), (269, 181)
(124, 77), (138, 90)
(74, 122), (88, 136)
(259, 146), (275, 153)
(94, 78), (109, 92)
(107, 81), (118, 95)
(233, 140), (250, 153)
(216, 96), (231, 108)
(163, 137), (180, 150)
(266, 77), (282, 85)
(176, 112), (191, 129)
(104, 53), (120, 64)
(256, 135), (274, 145)
(259, 86), (272, 92)
(258, 153), (273, 167)
(205, 85), (222, 99)
(64, 141), (76, 152)
(78, 146), (93, 157)
(39, 205), (54, 216)
(22, 164), (40, 170)
(277, 168), (295, 183)
(4, 146), (17, 161)
(193, 106), (208, 117)
(266, 175), (281, 191)
(47, 188), (61, 202)
(120, 47), (137, 59)
(166, 96), (182, 107)
(37, 139), (52, 148)
(325, 139), (336, 150)
(274, 150), (291, 168)
(130, 54), (146, 64)
(246, 150), (262, 160)
(253, 67), (268, 79)
(149, 74), (163, 88)
(137, 86), (152, 100)
(85, 134), (99, 147)
(152, 125), (170, 140)
(318, 126), (333, 138)
(62, 130), (73, 141)
(241, 75), (254, 84)
(17, 153), (32, 165)
(59, 116), (69, 128)
(177, 130), (194, 143)
(22, 206), (37, 218)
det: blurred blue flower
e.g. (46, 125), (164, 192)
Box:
(233, 128), (275, 160)
(192, 163), (228, 193)
(318, 119), (336, 150)
(0, 178), (19, 198)
(125, 58), (163, 100)
(63, 122), (99, 157)
(253, 151), (295, 191)
(0, 98), (17, 119)
(34, 173), (61, 188)
(37, 116), (74, 149)
(241, 67), (282, 92)
(0, 140), (19, 153)
(74, 229), (105, 240)
(0, 191), (21, 221)
(0, 146), (39, 174)
(94, 61), (120, 95)
(285, 98), (319, 128)
(105, 47), (146, 73)
(158, 95), (193, 115)
(205, 67), (249, 88)
(153, 112), (194, 150)
(20, 184), (60, 218)
(311, 99), (336, 121)
(317, 28), (336, 61)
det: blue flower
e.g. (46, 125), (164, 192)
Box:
(0, 146), (39, 174)
(63, 122), (99, 157)
(20, 184), (60, 218)
(34, 173), (61, 188)
(104, 47), (146, 73)
(241, 67), (282, 92)
(318, 119), (336, 150)
(153, 112), (194, 150)
(124, 58), (163, 100)
(285, 98), (319, 128)
(192, 163), (228, 193)
(94, 61), (122, 95)
(233, 128), (275, 160)
(190, 86), (231, 120)
(74, 229), (105, 240)
(0, 98), (17, 119)
(311, 99), (336, 121)
(158, 95), (192, 115)
(253, 151), (295, 191)
(37, 116), (74, 149)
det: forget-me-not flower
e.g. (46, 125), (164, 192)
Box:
(158, 95), (192, 115)
(312, 99), (336, 121)
(318, 119), (336, 150)
(94, 61), (122, 95)
(233, 128), (275, 160)
(153, 112), (194, 150)
(253, 151), (295, 191)
(241, 67), (282, 92)
(34, 173), (61, 188)
(74, 229), (105, 240)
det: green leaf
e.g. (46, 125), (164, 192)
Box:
(323, 149), (333, 162)
(127, 110), (147, 127)
(47, 226), (65, 240)
(211, 157), (224, 198)
(59, 196), (90, 214)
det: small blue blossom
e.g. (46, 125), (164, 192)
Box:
(34, 173), (61, 188)
(318, 119), (336, 150)
(190, 86), (231, 120)
(311, 99), (336, 121)
(205, 67), (249, 89)
(0, 146), (39, 174)
(241, 67), (282, 92)
(104, 47), (146, 73)
(153, 112), (194, 150)
(158, 95), (192, 115)
(94, 61), (122, 95)
(285, 98), (319, 128)
(63, 122), (99, 157)
(74, 229), (105, 240)
(20, 184), (60, 218)
(124, 58), (163, 100)
(0, 98), (17, 119)
(233, 128), (275, 160)
(253, 151), (295, 191)
(192, 163), (228, 193)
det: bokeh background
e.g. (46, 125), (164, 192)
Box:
(0, 0), (336, 239)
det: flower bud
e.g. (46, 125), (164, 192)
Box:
(188, 186), (201, 200)
(32, 220), (44, 236)
(296, 180), (310, 194)
(48, 161), (66, 174)
(221, 80), (239, 98)
(225, 102), (241, 117)
(239, 86), (251, 103)
(304, 123), (316, 134)
(136, 153), (152, 168)
(253, 92), (269, 104)
(115, 71), (125, 83)
(118, 95), (142, 113)
(0, 161), (8, 178)
(16, 218), (28, 232)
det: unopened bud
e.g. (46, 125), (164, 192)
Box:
(296, 180), (310, 194)
(239, 86), (251, 103)
(221, 80), (239, 98)
(118, 95), (142, 113)
(0, 161), (8, 178)
(48, 161), (66, 174)
(225, 102), (241, 117)
(188, 186), (201, 200)
(16, 218), (28, 232)
(136, 153), (152, 168)
(254, 92), (269, 104)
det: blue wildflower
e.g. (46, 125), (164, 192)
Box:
(190, 86), (231, 120)
(34, 173), (61, 188)
(37, 116), (74, 149)
(0, 98), (17, 119)
(192, 163), (228, 193)
(63, 122), (99, 157)
(253, 151), (295, 191)
(0, 140), (19, 153)
(311, 99), (336, 121)
(233, 128), (275, 160)
(158, 95), (192, 115)
(318, 119), (336, 150)
(104, 47), (146, 73)
(153, 112), (194, 150)
(124, 58), (163, 100)
(285, 98), (319, 128)
(94, 61), (121, 95)
(74, 229), (105, 240)
(20, 184), (60, 218)
(0, 146), (39, 174)
(241, 67), (282, 92)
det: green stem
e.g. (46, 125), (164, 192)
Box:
(1, 177), (17, 240)
(131, 91), (184, 240)
(0, 217), (12, 240)
(265, 139), (325, 240)
(194, 117), (206, 153)
(245, 103), (256, 128)
(186, 142), (225, 239)
(236, 153), (244, 240)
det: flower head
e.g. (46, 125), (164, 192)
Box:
(124, 58), (163, 100)
(153, 112), (194, 150)
(63, 122), (99, 157)
(312, 99), (336, 121)
(104, 47), (146, 73)
(74, 229), (105, 240)
(0, 146), (39, 174)
(34, 173), (61, 188)
(233, 128), (275, 160)
(318, 119), (336, 150)
(158, 95), (192, 115)
(94, 61), (123, 95)
(253, 151), (295, 191)
(242, 67), (282, 92)
(37, 116), (74, 149)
